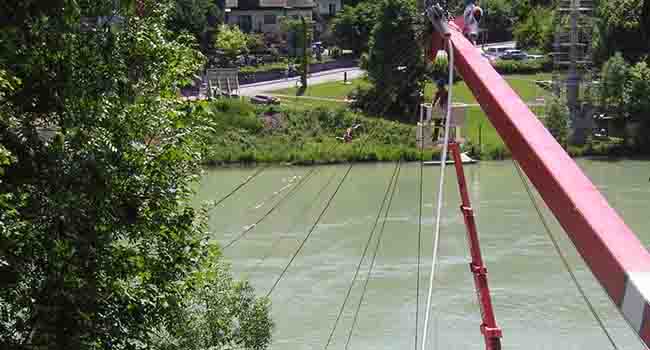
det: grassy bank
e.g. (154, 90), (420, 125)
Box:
(194, 99), (439, 165)
(267, 73), (552, 159)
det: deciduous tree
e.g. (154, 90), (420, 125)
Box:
(215, 24), (250, 65)
(599, 53), (630, 116)
(0, 1), (272, 349)
(332, 2), (379, 55)
(354, 0), (425, 121)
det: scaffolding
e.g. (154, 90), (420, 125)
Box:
(552, 0), (596, 144)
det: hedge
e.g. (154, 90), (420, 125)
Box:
(493, 58), (553, 75)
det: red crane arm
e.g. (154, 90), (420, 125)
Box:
(431, 25), (650, 346)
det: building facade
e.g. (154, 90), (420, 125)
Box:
(316, 0), (341, 16)
(225, 0), (315, 33)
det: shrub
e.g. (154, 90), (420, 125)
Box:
(544, 95), (570, 147)
(493, 58), (551, 74)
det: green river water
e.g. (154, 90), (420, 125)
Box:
(194, 159), (650, 350)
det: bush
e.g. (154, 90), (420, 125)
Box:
(493, 58), (551, 74)
(544, 95), (570, 147)
(600, 53), (629, 114)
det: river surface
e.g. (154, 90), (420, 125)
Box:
(194, 159), (650, 350)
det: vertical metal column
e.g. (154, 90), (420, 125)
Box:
(567, 0), (583, 144)
(449, 142), (503, 350)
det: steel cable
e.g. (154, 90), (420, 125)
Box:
(265, 163), (354, 298)
(264, 124), (388, 298)
(222, 167), (318, 250)
(323, 162), (400, 350)
(251, 168), (339, 273)
(343, 160), (403, 350)
(415, 137), (425, 350)
(212, 166), (268, 209)
(513, 160), (619, 350)
(422, 38), (455, 350)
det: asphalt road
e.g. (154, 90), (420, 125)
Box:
(239, 67), (364, 96)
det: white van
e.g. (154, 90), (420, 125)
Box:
(484, 46), (510, 57)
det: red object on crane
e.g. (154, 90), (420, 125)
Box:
(431, 21), (650, 347)
(449, 142), (502, 350)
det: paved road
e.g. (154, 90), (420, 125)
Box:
(239, 67), (364, 96)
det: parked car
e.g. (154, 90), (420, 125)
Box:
(250, 95), (280, 105)
(483, 45), (514, 58)
(500, 49), (527, 61)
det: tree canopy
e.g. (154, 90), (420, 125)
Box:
(353, 0), (425, 121)
(332, 2), (380, 55)
(215, 24), (250, 65)
(168, 0), (222, 41)
(0, 1), (272, 348)
(513, 6), (554, 51)
(594, 0), (649, 63)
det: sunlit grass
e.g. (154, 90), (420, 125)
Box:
(264, 72), (554, 159)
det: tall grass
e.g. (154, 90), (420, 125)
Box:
(196, 100), (439, 165)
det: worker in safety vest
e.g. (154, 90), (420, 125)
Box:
(463, 0), (483, 44)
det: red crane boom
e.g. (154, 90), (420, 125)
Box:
(430, 20), (650, 348)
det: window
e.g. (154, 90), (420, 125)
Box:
(264, 14), (276, 25)
(239, 15), (252, 33)
(329, 3), (336, 16)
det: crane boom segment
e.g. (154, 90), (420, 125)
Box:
(430, 22), (650, 347)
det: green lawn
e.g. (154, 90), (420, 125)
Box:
(268, 73), (551, 104)
(264, 72), (553, 158)
(422, 73), (553, 104)
(271, 79), (370, 100)
(271, 96), (347, 110)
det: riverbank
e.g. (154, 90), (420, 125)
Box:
(194, 99), (440, 166)
(262, 73), (636, 161)
(193, 98), (634, 165)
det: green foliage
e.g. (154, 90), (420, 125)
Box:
(0, 1), (272, 349)
(600, 52), (630, 114)
(482, 0), (514, 41)
(215, 24), (249, 65)
(332, 2), (380, 55)
(197, 100), (436, 164)
(359, 0), (425, 122)
(247, 33), (266, 54)
(513, 6), (555, 51)
(624, 60), (650, 119)
(492, 57), (552, 74)
(168, 0), (221, 41)
(544, 95), (570, 147)
(624, 60), (650, 151)
(427, 54), (463, 83)
(594, 0), (649, 63)
(151, 246), (273, 350)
